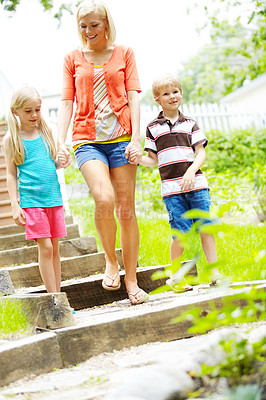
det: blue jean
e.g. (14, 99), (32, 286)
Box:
(163, 189), (215, 235)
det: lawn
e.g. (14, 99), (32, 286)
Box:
(69, 195), (266, 283)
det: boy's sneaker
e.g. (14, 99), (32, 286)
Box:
(209, 273), (224, 286)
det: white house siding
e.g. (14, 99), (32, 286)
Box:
(220, 72), (266, 114)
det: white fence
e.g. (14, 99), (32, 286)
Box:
(140, 103), (266, 134)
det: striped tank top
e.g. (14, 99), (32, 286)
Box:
(17, 135), (63, 208)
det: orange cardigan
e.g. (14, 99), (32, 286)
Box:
(61, 44), (141, 142)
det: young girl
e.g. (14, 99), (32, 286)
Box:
(3, 86), (67, 293)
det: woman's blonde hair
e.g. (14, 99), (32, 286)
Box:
(7, 86), (56, 165)
(76, 0), (116, 47)
(152, 73), (183, 99)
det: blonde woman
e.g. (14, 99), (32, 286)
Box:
(4, 86), (67, 293)
(57, 0), (148, 304)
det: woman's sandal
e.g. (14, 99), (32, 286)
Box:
(102, 271), (121, 291)
(128, 289), (149, 305)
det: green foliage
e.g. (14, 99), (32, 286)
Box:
(178, 0), (266, 103)
(222, 385), (262, 400)
(171, 287), (266, 334)
(151, 207), (266, 394)
(136, 128), (266, 222)
(205, 128), (266, 173)
(200, 334), (265, 384)
(136, 165), (164, 214)
(0, 0), (74, 21)
(1, 0), (53, 12)
(63, 149), (84, 184)
(0, 0), (20, 12)
(0, 299), (30, 338)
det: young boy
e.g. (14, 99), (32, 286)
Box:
(140, 73), (220, 286)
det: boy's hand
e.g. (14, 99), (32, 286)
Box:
(57, 145), (72, 168)
(125, 141), (142, 165)
(180, 168), (196, 191)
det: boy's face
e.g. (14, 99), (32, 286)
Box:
(155, 85), (182, 113)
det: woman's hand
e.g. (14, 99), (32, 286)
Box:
(125, 141), (142, 165)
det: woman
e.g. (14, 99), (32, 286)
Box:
(57, 0), (148, 304)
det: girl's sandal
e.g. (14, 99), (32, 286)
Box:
(128, 289), (149, 305)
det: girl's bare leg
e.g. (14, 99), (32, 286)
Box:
(51, 238), (61, 292)
(80, 160), (120, 288)
(37, 237), (57, 293)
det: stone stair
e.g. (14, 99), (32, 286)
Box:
(0, 121), (14, 227)
(0, 214), (265, 389)
(0, 214), (176, 310)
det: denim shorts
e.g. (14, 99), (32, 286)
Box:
(163, 189), (215, 235)
(74, 141), (131, 170)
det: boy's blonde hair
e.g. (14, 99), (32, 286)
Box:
(7, 86), (56, 165)
(76, 0), (116, 47)
(152, 73), (183, 99)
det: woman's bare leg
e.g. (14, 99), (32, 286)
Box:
(111, 164), (147, 304)
(80, 160), (120, 288)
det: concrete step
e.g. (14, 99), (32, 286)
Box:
(0, 222), (81, 253)
(0, 188), (9, 200)
(22, 264), (198, 310)
(0, 199), (11, 213)
(0, 214), (74, 237)
(0, 164), (6, 176)
(0, 236), (97, 267)
(0, 212), (14, 227)
(1, 280), (265, 387)
(5, 248), (124, 288)
(0, 176), (7, 188)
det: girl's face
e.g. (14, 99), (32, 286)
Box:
(13, 98), (42, 131)
(79, 12), (107, 48)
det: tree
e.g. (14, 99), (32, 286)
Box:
(141, 0), (266, 106)
(179, 0), (266, 103)
(0, 0), (74, 21)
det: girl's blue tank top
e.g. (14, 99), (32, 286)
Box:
(17, 135), (63, 208)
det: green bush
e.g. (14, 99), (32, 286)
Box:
(205, 128), (266, 173)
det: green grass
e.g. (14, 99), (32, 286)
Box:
(69, 196), (266, 283)
(0, 299), (31, 339)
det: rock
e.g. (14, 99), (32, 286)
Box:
(0, 270), (14, 295)
(105, 365), (193, 400)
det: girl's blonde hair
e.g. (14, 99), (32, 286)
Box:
(152, 73), (183, 99)
(76, 0), (116, 47)
(7, 86), (56, 165)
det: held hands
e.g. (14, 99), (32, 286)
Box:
(125, 141), (142, 165)
(57, 145), (72, 168)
